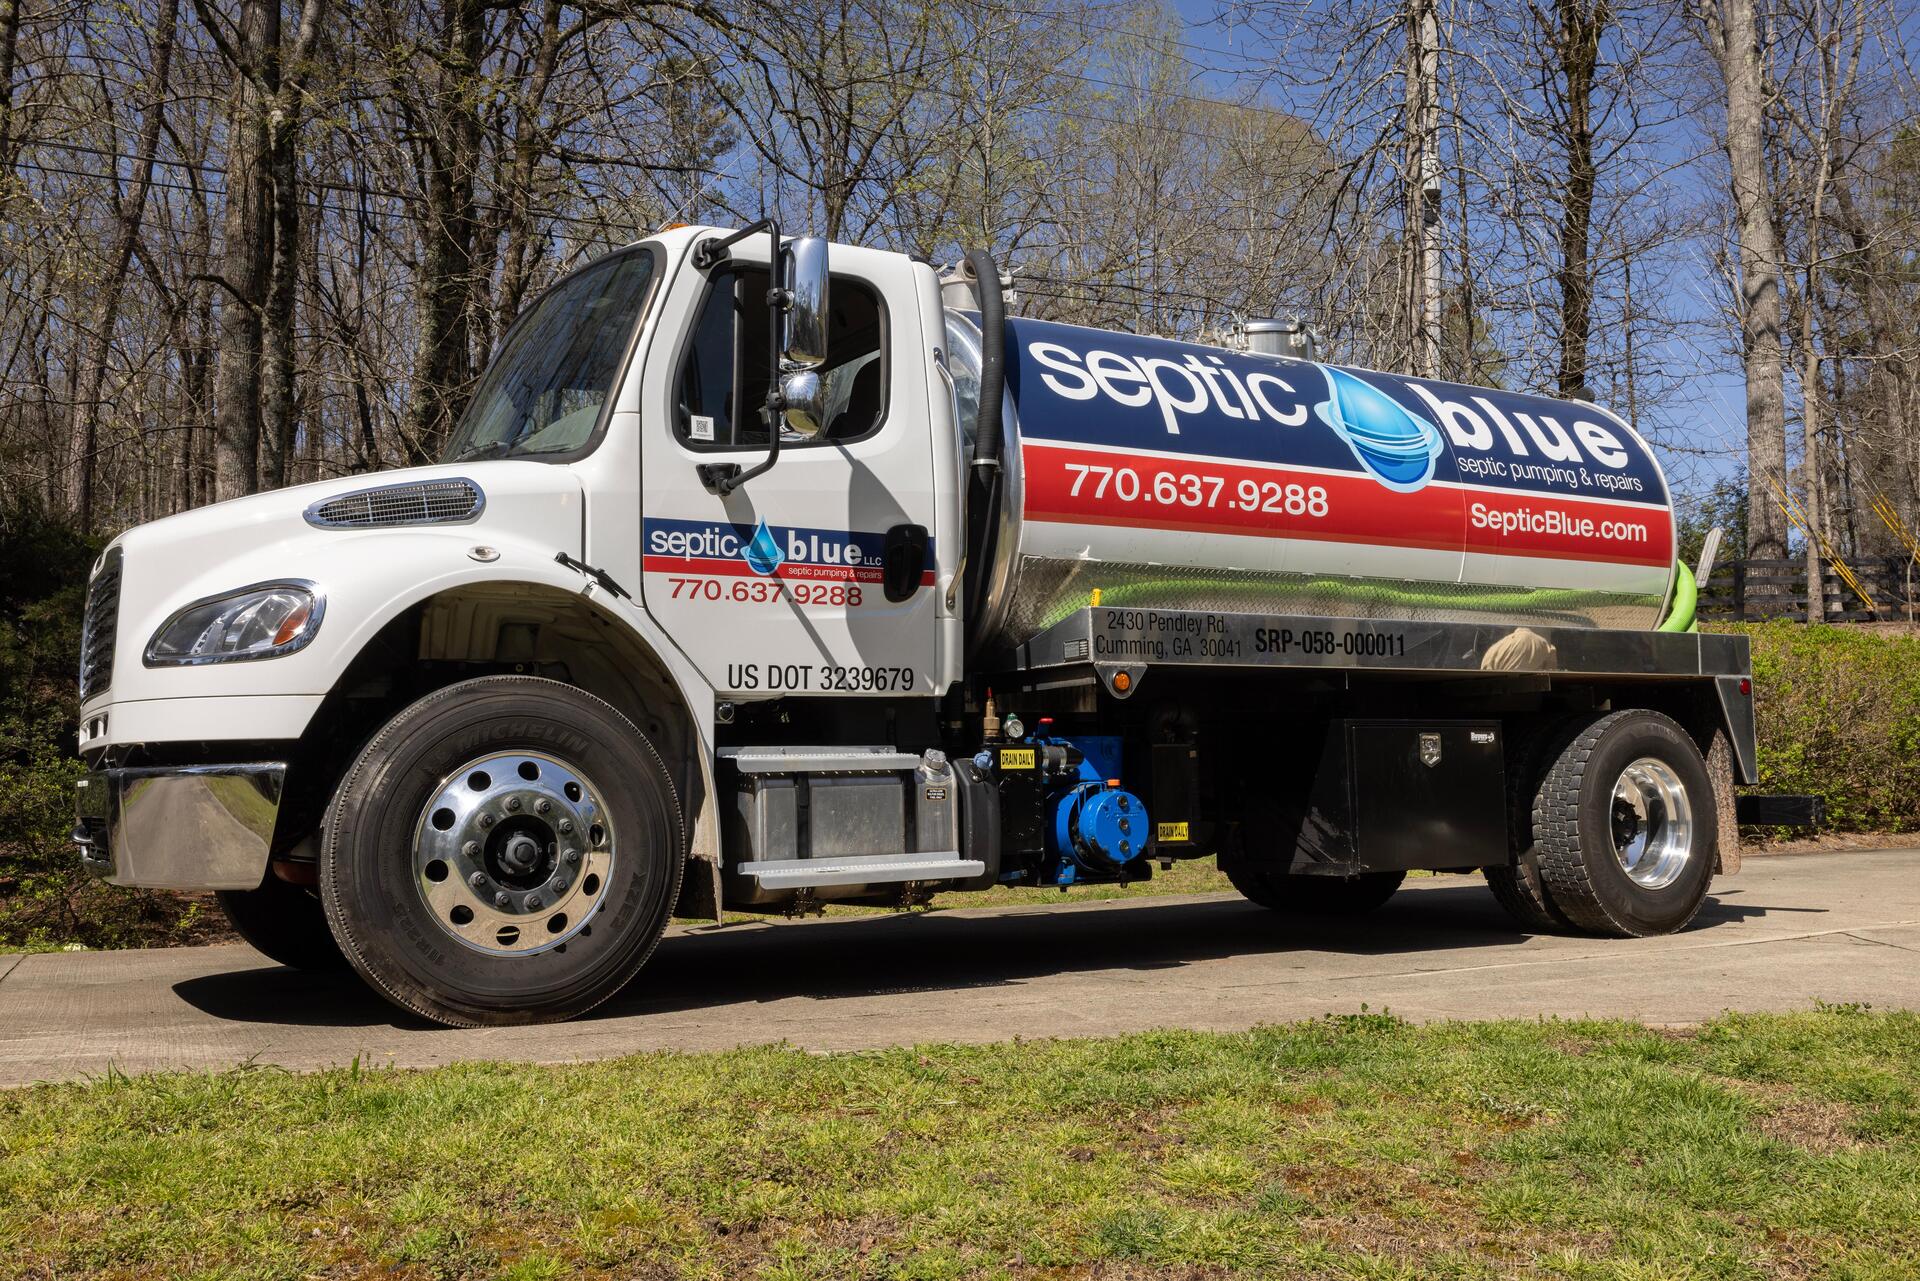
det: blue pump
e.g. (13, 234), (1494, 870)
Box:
(1030, 732), (1150, 885)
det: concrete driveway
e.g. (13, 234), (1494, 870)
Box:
(2, 847), (1915, 1086)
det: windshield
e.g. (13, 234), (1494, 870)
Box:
(442, 248), (656, 463)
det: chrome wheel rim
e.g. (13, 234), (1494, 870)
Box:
(413, 751), (613, 955)
(1609, 756), (1693, 890)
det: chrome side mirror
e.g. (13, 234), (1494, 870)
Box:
(779, 368), (828, 438)
(782, 237), (829, 370)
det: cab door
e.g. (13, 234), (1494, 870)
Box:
(637, 239), (941, 699)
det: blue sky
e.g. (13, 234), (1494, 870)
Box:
(1152, 0), (1753, 503)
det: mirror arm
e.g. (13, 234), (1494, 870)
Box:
(700, 220), (790, 497)
(692, 217), (772, 271)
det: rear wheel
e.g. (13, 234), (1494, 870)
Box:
(216, 874), (347, 971)
(1530, 709), (1714, 937)
(1225, 862), (1405, 915)
(320, 676), (684, 1027)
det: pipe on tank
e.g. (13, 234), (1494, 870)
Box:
(964, 250), (1005, 470)
(957, 249), (1014, 649)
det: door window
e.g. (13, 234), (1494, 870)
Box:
(675, 266), (886, 448)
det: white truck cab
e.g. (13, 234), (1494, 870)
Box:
(74, 223), (1797, 1027)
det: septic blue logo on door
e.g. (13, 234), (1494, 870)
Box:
(1314, 367), (1444, 492)
(644, 517), (912, 578)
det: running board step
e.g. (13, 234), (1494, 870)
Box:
(720, 746), (922, 774)
(736, 853), (983, 890)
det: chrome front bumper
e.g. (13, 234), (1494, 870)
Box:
(73, 763), (285, 890)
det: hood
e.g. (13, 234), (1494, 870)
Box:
(105, 461), (586, 573)
(80, 461), (589, 711)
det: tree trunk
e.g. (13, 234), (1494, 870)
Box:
(66, 0), (178, 532)
(1554, 0), (1602, 398)
(207, 0), (280, 501)
(489, 0), (564, 347)
(1829, 175), (1911, 550)
(403, 0), (487, 465)
(260, 0), (325, 490)
(0, 0), (22, 197)
(1703, 0), (1790, 562)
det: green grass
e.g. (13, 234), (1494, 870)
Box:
(3, 1010), (1918, 1279)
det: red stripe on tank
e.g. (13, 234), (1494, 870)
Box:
(1020, 442), (1671, 568)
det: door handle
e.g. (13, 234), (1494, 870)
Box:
(882, 523), (929, 603)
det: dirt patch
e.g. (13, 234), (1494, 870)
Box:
(1303, 1208), (1613, 1270)
(1719, 1078), (1862, 1154)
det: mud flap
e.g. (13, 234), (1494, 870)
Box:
(1707, 731), (1741, 876)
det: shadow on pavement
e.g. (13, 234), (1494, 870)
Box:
(170, 880), (1802, 1029)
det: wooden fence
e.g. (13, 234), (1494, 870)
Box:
(1699, 557), (1920, 623)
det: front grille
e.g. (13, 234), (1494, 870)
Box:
(305, 477), (484, 528)
(79, 546), (123, 701)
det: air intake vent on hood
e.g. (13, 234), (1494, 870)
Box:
(305, 478), (484, 528)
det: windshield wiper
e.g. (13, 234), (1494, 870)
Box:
(447, 439), (514, 464)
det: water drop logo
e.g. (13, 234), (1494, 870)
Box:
(741, 520), (785, 576)
(1314, 367), (1444, 492)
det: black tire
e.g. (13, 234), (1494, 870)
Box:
(1484, 719), (1574, 932)
(320, 676), (684, 1027)
(1531, 709), (1715, 937)
(1225, 861), (1406, 915)
(216, 875), (348, 971)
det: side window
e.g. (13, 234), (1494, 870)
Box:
(676, 266), (886, 447)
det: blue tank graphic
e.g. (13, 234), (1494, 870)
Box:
(742, 519), (785, 576)
(1314, 366), (1444, 492)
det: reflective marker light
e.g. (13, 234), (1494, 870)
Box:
(146, 583), (324, 666)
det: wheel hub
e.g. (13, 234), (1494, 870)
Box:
(1609, 757), (1694, 890)
(413, 752), (614, 955)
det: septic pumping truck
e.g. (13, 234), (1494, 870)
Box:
(71, 223), (1817, 1026)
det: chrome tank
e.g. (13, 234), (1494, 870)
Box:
(947, 313), (1677, 652)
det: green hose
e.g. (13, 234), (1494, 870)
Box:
(1657, 560), (1698, 633)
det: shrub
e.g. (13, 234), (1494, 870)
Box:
(1719, 622), (1920, 834)
(0, 501), (213, 949)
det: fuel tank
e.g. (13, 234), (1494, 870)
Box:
(955, 314), (1677, 649)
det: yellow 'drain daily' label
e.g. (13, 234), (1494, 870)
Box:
(998, 748), (1036, 770)
(1156, 821), (1191, 842)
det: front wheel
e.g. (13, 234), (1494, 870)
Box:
(320, 676), (684, 1027)
(216, 874), (347, 971)
(1530, 709), (1715, 937)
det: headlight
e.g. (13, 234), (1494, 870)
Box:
(145, 582), (323, 665)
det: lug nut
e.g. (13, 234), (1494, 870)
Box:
(504, 796), (522, 813)
(469, 872), (487, 889)
(526, 894), (543, 910)
(478, 812), (495, 830)
(558, 819), (574, 835)
(536, 799), (551, 815)
(549, 877), (568, 893)
(494, 892), (510, 908)
(564, 848), (580, 864)
(462, 841), (480, 858)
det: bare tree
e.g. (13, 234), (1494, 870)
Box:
(64, 0), (180, 530)
(1699, 0), (1791, 562)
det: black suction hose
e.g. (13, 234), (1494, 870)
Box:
(960, 250), (1007, 641)
(964, 249), (1005, 470)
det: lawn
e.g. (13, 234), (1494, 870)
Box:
(3, 1009), (1917, 1279)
